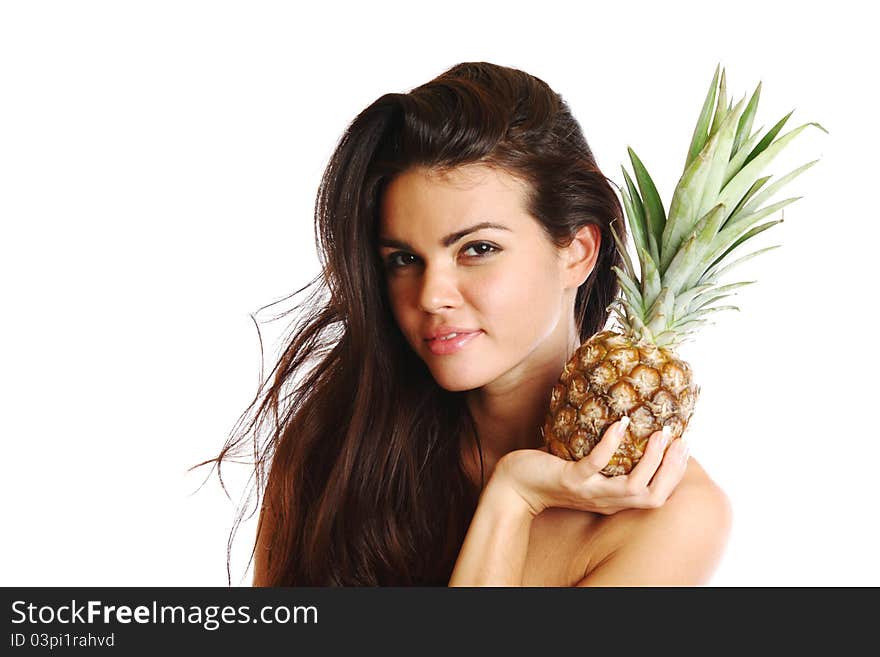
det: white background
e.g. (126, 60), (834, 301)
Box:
(2, 0), (877, 587)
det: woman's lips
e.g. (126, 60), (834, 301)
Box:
(426, 330), (483, 355)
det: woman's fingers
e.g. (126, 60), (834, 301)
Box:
(562, 418), (689, 514)
(574, 416), (630, 477)
(640, 437), (690, 506)
(626, 426), (672, 490)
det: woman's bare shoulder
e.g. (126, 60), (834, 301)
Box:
(576, 457), (733, 586)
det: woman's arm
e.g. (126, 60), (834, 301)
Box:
(448, 418), (691, 586)
(448, 475), (536, 586)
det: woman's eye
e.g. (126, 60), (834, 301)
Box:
(386, 252), (418, 269)
(384, 242), (499, 270)
(462, 242), (499, 257)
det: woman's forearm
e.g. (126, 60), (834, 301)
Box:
(448, 477), (536, 586)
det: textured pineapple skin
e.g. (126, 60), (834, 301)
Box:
(542, 331), (699, 476)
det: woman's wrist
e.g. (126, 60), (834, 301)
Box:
(486, 462), (544, 519)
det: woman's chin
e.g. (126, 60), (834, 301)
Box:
(429, 368), (487, 392)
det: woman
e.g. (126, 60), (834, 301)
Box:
(204, 61), (731, 586)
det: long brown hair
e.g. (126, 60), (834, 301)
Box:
(192, 61), (625, 585)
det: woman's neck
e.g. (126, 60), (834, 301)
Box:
(462, 321), (581, 485)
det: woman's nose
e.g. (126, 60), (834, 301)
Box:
(418, 263), (461, 313)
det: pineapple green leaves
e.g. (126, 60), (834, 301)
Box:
(611, 64), (828, 348)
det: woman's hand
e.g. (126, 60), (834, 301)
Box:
(492, 417), (690, 517)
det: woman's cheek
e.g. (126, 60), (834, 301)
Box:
(477, 264), (539, 315)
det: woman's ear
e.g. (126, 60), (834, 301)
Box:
(561, 224), (601, 289)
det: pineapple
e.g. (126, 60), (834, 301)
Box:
(543, 65), (826, 476)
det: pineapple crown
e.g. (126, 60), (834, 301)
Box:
(608, 64), (827, 349)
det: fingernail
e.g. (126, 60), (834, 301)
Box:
(661, 425), (671, 446)
(618, 416), (631, 433)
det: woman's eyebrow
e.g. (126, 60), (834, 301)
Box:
(379, 221), (511, 250)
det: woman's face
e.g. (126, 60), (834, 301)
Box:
(378, 163), (583, 392)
